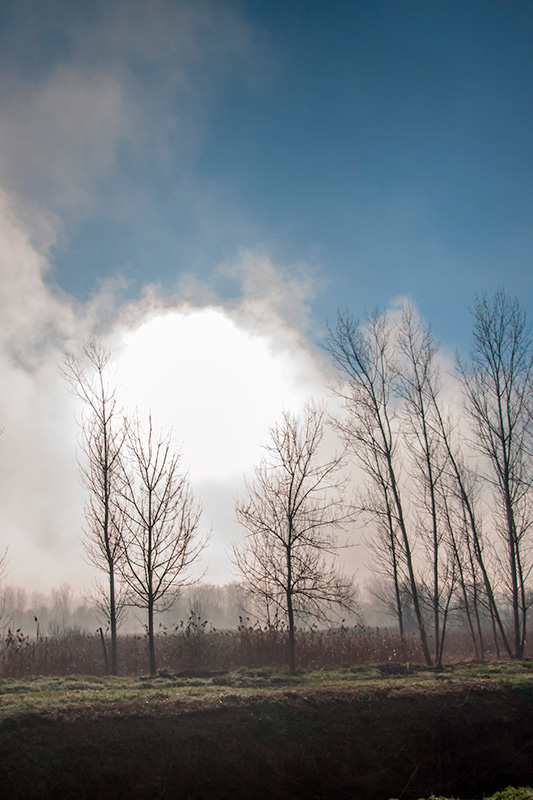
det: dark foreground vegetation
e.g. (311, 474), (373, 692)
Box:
(0, 660), (532, 800)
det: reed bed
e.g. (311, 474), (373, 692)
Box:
(1, 619), (520, 678)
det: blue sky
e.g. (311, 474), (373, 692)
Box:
(1, 0), (533, 592)
(2, 0), (532, 349)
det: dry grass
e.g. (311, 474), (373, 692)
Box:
(0, 622), (530, 678)
(0, 624), (422, 678)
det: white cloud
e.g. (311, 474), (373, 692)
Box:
(111, 299), (330, 585)
(223, 249), (320, 334)
(0, 194), (331, 592)
(0, 196), (88, 590)
(0, 1), (334, 595)
(114, 305), (326, 481)
(0, 193), (76, 363)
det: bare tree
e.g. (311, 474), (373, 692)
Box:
(457, 289), (533, 658)
(429, 388), (512, 658)
(119, 414), (206, 676)
(233, 403), (356, 673)
(357, 452), (408, 648)
(62, 340), (125, 674)
(326, 310), (433, 665)
(438, 479), (486, 658)
(395, 304), (461, 667)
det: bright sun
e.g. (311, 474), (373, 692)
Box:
(113, 306), (325, 483)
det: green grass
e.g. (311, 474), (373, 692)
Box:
(1, 660), (532, 723)
(1, 663), (532, 799)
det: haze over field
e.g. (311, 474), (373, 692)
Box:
(0, 0), (532, 595)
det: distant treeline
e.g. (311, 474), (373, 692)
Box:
(0, 579), (375, 640)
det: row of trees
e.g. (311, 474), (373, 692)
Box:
(61, 289), (533, 674)
(326, 290), (533, 665)
(0, 581), (251, 639)
(62, 344), (207, 675)
(63, 341), (357, 675)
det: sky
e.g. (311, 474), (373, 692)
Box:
(0, 0), (532, 596)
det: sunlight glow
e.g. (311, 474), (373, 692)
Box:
(114, 306), (322, 482)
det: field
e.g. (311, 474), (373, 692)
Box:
(0, 660), (532, 800)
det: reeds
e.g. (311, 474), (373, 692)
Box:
(0, 620), (523, 678)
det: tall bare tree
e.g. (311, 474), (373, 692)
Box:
(326, 309), (433, 665)
(356, 446), (408, 648)
(233, 403), (356, 673)
(427, 378), (512, 658)
(62, 340), (125, 674)
(395, 304), (460, 667)
(119, 415), (206, 676)
(457, 289), (533, 658)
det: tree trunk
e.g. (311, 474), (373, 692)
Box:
(286, 546), (296, 673)
(387, 455), (433, 666)
(148, 595), (156, 676)
(98, 627), (109, 675)
(504, 491), (523, 658)
(109, 566), (118, 675)
(287, 603), (296, 674)
(391, 534), (406, 650)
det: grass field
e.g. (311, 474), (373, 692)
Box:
(0, 661), (532, 799)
